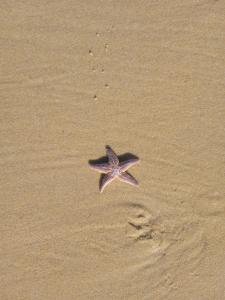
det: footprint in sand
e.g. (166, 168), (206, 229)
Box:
(127, 204), (168, 254)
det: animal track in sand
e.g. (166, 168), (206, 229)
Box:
(88, 31), (111, 100)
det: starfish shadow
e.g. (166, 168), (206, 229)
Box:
(88, 145), (139, 191)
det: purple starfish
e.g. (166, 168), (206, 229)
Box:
(89, 146), (140, 193)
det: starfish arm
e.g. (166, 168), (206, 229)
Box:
(119, 158), (140, 172)
(100, 172), (115, 193)
(118, 172), (139, 186)
(89, 162), (111, 173)
(106, 146), (119, 166)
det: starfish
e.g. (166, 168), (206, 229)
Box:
(89, 146), (140, 193)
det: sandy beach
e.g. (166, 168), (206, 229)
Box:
(1, 1), (225, 299)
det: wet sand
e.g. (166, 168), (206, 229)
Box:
(0, 1), (225, 299)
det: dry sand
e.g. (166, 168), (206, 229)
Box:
(1, 1), (225, 299)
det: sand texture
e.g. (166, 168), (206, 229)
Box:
(1, 1), (225, 299)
